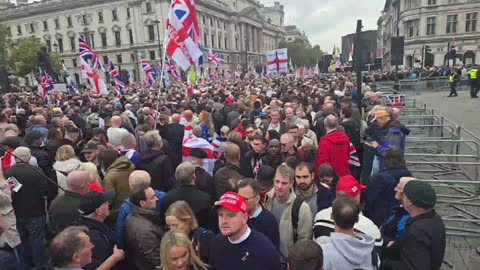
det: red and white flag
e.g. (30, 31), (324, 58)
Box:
(165, 0), (203, 70)
(81, 57), (109, 96)
(182, 135), (215, 174)
(266, 48), (288, 74)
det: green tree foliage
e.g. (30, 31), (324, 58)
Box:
(278, 38), (324, 67)
(0, 24), (11, 69)
(9, 37), (61, 78)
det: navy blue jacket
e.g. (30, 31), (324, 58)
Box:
(247, 207), (280, 249)
(209, 230), (282, 270)
(364, 168), (412, 226)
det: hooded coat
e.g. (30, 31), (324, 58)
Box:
(103, 156), (135, 210)
(322, 232), (375, 270)
(315, 130), (351, 177)
(53, 158), (82, 195)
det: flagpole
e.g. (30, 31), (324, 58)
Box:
(154, 39), (169, 129)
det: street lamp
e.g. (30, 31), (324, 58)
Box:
(153, 19), (162, 64)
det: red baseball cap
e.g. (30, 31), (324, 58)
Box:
(336, 175), (366, 197)
(214, 192), (248, 215)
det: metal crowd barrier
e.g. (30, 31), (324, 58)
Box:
(399, 95), (480, 269)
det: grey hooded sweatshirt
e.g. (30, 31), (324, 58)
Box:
(322, 232), (375, 270)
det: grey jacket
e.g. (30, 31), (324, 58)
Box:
(322, 232), (375, 270)
(0, 181), (21, 248)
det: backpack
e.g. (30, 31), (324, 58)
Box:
(291, 197), (304, 243)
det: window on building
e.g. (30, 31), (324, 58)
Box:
(45, 39), (51, 52)
(82, 15), (87, 25)
(225, 37), (228, 49)
(117, 54), (123, 64)
(103, 56), (108, 65)
(426, 17), (436, 35)
(98, 12), (104, 23)
(211, 34), (215, 48)
(224, 22), (226, 30)
(72, 58), (77, 67)
(466, 13), (477, 32)
(127, 8), (131, 19)
(74, 73), (80, 85)
(203, 15), (206, 25)
(218, 20), (221, 28)
(405, 0), (412, 9)
(58, 38), (63, 53)
(131, 53), (135, 62)
(234, 24), (237, 31)
(406, 21), (414, 37)
(227, 55), (230, 63)
(43, 21), (48, 31)
(210, 17), (213, 26)
(60, 59), (65, 65)
(147, 25), (155, 41)
(128, 29), (134, 44)
(146, 2), (152, 13)
(70, 37), (76, 51)
(427, 0), (436, 5)
(204, 33), (208, 46)
(149, 50), (156, 60)
(29, 23), (34, 33)
(218, 34), (222, 48)
(55, 18), (60, 29)
(446, 14), (458, 34)
(101, 33), (107, 48)
(89, 34), (95, 48)
(235, 37), (238, 50)
(112, 9), (118, 21)
(65, 16), (72, 28)
(17, 25), (22, 35)
(114, 31), (121, 46)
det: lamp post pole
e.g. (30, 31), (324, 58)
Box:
(153, 19), (162, 64)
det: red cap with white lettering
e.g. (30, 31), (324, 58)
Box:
(214, 191), (248, 215)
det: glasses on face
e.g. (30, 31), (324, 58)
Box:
(242, 194), (259, 201)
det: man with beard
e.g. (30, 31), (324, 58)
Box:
(241, 134), (267, 178)
(294, 162), (335, 218)
(261, 139), (282, 170)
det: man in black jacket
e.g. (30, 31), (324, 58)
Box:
(189, 148), (215, 197)
(136, 130), (175, 192)
(24, 130), (58, 203)
(162, 162), (213, 229)
(241, 134), (267, 178)
(5, 147), (48, 270)
(164, 114), (184, 169)
(75, 191), (126, 270)
(383, 180), (445, 270)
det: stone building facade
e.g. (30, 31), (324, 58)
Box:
(380, 0), (480, 69)
(0, 0), (286, 83)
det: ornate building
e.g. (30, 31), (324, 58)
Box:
(380, 0), (480, 70)
(0, 0), (286, 83)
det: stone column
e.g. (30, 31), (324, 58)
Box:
(240, 23), (245, 51)
(253, 27), (258, 53)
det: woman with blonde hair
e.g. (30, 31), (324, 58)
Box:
(165, 201), (213, 263)
(53, 145), (81, 194)
(159, 230), (209, 270)
(198, 111), (215, 142)
(77, 162), (104, 193)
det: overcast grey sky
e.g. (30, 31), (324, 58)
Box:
(262, 0), (385, 53)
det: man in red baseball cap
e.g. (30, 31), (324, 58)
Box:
(313, 175), (383, 256)
(209, 192), (282, 270)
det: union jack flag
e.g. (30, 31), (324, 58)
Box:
(108, 58), (125, 98)
(165, 0), (202, 70)
(79, 36), (105, 71)
(40, 68), (54, 104)
(140, 55), (156, 86)
(207, 48), (223, 67)
(165, 57), (181, 82)
(385, 94), (406, 108)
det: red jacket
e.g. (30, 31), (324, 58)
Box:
(315, 131), (351, 177)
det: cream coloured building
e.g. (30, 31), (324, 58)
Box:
(0, 0), (286, 83)
(380, 0), (480, 69)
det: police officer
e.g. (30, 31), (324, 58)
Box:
(469, 65), (479, 98)
(448, 69), (460, 97)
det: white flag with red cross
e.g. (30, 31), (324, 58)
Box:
(266, 48), (288, 74)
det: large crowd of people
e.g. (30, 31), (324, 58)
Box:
(0, 70), (447, 270)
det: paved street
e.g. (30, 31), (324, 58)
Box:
(414, 89), (480, 138)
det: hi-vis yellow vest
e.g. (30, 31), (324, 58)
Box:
(470, 69), (478, 80)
